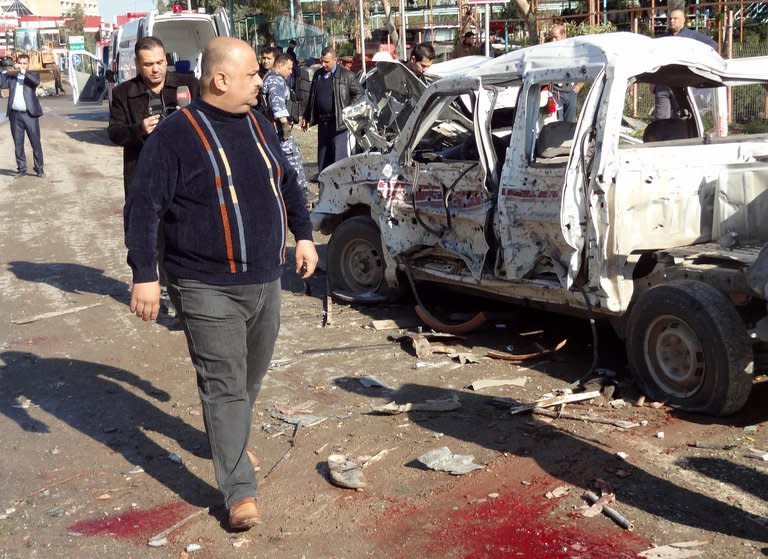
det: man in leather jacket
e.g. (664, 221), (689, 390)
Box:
(108, 36), (200, 196)
(300, 46), (363, 172)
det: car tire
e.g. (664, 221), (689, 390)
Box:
(327, 216), (389, 297)
(626, 280), (753, 416)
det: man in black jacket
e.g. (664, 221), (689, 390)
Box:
(1, 54), (44, 178)
(108, 36), (200, 195)
(299, 46), (363, 172)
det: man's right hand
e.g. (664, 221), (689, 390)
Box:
(130, 281), (161, 321)
(141, 114), (162, 136)
(299, 117), (308, 132)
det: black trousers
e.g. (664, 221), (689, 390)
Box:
(9, 109), (44, 173)
(316, 119), (349, 172)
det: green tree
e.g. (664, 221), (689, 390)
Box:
(60, 4), (96, 53)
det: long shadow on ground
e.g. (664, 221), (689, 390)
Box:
(0, 351), (217, 507)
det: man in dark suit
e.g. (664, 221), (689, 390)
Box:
(108, 36), (200, 195)
(0, 53), (45, 178)
(299, 46), (363, 172)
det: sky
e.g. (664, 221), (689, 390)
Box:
(99, 0), (155, 23)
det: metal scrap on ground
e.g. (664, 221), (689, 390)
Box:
(468, 377), (528, 390)
(372, 394), (461, 415)
(486, 338), (568, 362)
(509, 390), (601, 415)
(532, 408), (641, 429)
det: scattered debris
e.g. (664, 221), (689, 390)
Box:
(486, 338), (567, 362)
(11, 471), (87, 506)
(638, 540), (708, 559)
(609, 399), (626, 409)
(0, 508), (16, 520)
(327, 454), (367, 489)
(545, 486), (570, 499)
(395, 332), (464, 359)
(745, 448), (768, 461)
(359, 376), (387, 389)
(656, 432), (665, 439)
(11, 302), (102, 325)
(450, 352), (481, 365)
(360, 448), (396, 468)
(743, 425), (759, 434)
(270, 403), (327, 427)
(323, 278), (333, 327)
(300, 342), (396, 355)
(532, 408), (640, 429)
(185, 543), (203, 553)
(372, 395), (461, 415)
(147, 508), (207, 548)
(12, 396), (32, 409)
(47, 507), (65, 517)
(268, 359), (294, 369)
(581, 490), (634, 530)
(509, 390), (601, 415)
(263, 422), (300, 480)
(168, 453), (183, 464)
(616, 451), (629, 460)
(231, 537), (250, 548)
(332, 290), (388, 304)
(417, 447), (484, 475)
(688, 441), (736, 451)
(468, 377), (528, 391)
(370, 317), (419, 331)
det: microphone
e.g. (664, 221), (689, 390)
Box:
(148, 96), (164, 116)
(176, 85), (191, 108)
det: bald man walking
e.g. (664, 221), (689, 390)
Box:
(124, 37), (318, 530)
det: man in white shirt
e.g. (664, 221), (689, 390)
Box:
(0, 54), (44, 178)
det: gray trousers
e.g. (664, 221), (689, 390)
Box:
(168, 277), (281, 508)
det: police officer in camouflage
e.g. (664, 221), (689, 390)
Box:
(262, 54), (309, 199)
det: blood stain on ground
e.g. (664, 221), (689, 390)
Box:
(428, 494), (647, 558)
(68, 502), (194, 542)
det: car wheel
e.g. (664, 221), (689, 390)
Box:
(626, 280), (753, 415)
(327, 216), (388, 297)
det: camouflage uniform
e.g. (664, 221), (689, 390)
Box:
(262, 70), (308, 197)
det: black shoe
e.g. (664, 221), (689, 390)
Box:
(36, 170), (46, 178)
(13, 170), (26, 179)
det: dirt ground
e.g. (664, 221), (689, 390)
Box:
(0, 92), (766, 559)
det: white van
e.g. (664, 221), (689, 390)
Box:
(69, 7), (229, 105)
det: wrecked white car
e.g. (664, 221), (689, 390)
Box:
(311, 33), (768, 415)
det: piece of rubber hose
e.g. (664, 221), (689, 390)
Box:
(414, 305), (486, 335)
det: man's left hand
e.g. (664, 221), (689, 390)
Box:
(295, 239), (318, 279)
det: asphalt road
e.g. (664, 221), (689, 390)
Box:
(0, 92), (766, 559)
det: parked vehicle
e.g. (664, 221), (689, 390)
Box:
(69, 7), (229, 105)
(312, 32), (768, 416)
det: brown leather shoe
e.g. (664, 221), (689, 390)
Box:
(246, 449), (261, 472)
(229, 497), (262, 530)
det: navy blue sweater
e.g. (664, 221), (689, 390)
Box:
(124, 99), (313, 285)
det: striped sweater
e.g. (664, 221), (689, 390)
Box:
(124, 99), (313, 285)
